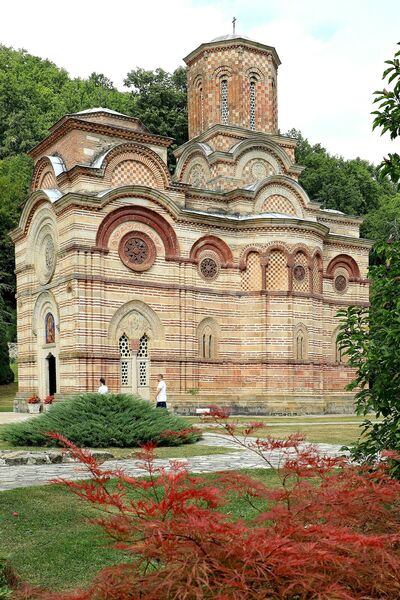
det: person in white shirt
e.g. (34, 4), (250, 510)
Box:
(98, 377), (108, 394)
(155, 374), (167, 408)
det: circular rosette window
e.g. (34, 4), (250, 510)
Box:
(119, 231), (156, 272)
(334, 274), (348, 293)
(35, 226), (57, 285)
(198, 253), (220, 282)
(293, 264), (306, 282)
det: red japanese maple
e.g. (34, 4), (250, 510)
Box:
(16, 413), (400, 600)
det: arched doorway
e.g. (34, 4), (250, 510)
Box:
(46, 353), (57, 396)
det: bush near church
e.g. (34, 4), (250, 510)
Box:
(2, 393), (201, 448)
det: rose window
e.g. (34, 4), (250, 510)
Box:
(119, 231), (156, 272)
(200, 258), (218, 280)
(334, 275), (347, 292)
(45, 237), (55, 272)
(124, 237), (148, 265)
(293, 265), (306, 282)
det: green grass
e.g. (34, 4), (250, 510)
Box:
(0, 362), (17, 412)
(0, 470), (278, 591)
(212, 424), (364, 445)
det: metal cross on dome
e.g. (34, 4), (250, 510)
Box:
(232, 16), (236, 35)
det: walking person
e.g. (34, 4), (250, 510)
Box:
(98, 377), (108, 394)
(155, 374), (167, 408)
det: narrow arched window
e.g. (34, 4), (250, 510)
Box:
(249, 80), (256, 130)
(199, 86), (204, 131)
(296, 333), (304, 360)
(335, 339), (342, 363)
(45, 313), (55, 344)
(119, 333), (131, 387)
(202, 334), (206, 358)
(220, 79), (229, 125)
(208, 334), (212, 359)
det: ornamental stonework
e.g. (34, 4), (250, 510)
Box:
(35, 227), (56, 285)
(293, 264), (306, 282)
(119, 231), (156, 272)
(198, 251), (220, 281)
(334, 274), (347, 292)
(109, 222), (163, 255)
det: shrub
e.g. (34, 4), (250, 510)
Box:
(1, 393), (200, 448)
(16, 413), (400, 600)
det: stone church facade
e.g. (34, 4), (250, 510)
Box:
(11, 34), (371, 413)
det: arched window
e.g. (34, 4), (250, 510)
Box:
(137, 334), (149, 388)
(220, 79), (229, 125)
(249, 80), (256, 130)
(199, 86), (204, 131)
(119, 333), (131, 387)
(198, 319), (219, 359)
(294, 324), (308, 361)
(45, 312), (55, 344)
(201, 327), (213, 359)
(296, 332), (305, 360)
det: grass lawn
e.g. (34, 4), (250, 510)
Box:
(188, 415), (373, 445)
(204, 424), (365, 445)
(0, 469), (278, 591)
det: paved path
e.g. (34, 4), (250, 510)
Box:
(0, 412), (39, 424)
(0, 433), (346, 492)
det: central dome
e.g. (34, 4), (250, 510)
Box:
(211, 34), (251, 42)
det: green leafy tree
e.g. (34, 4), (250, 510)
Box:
(337, 241), (400, 473)
(124, 67), (188, 169)
(0, 305), (13, 384)
(287, 128), (387, 217)
(372, 43), (400, 183)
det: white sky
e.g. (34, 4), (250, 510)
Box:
(0, 0), (399, 164)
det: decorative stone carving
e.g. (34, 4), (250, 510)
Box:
(120, 311), (150, 340)
(251, 161), (267, 180)
(35, 228), (57, 285)
(119, 231), (156, 272)
(189, 164), (206, 188)
(200, 257), (218, 279)
(198, 252), (220, 281)
(293, 264), (306, 282)
(334, 274), (347, 292)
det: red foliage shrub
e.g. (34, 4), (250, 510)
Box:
(16, 416), (400, 600)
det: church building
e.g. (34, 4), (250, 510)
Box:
(11, 33), (371, 413)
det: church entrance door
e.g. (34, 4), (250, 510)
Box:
(46, 353), (57, 396)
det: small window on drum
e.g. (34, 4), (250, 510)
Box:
(249, 79), (256, 130)
(220, 79), (229, 125)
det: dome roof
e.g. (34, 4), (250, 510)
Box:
(211, 33), (251, 42)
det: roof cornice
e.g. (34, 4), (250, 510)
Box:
(29, 117), (173, 159)
(184, 37), (281, 68)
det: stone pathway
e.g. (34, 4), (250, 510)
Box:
(0, 433), (347, 492)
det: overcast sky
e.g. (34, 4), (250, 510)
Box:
(0, 0), (399, 164)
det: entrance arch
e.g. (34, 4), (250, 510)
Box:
(109, 300), (164, 399)
(46, 353), (57, 396)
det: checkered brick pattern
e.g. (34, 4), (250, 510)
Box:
(186, 41), (278, 138)
(261, 194), (296, 216)
(242, 159), (274, 182)
(266, 250), (288, 291)
(111, 160), (157, 188)
(292, 252), (309, 292)
(40, 171), (57, 189)
(312, 258), (322, 293)
(241, 252), (262, 290)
